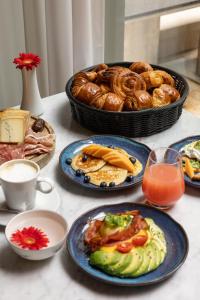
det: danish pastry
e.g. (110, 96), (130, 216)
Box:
(129, 61), (153, 74)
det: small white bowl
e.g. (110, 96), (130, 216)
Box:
(5, 210), (67, 260)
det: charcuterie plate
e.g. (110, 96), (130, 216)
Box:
(25, 116), (55, 169)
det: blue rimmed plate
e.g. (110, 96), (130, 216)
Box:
(59, 135), (151, 191)
(169, 135), (200, 188)
(67, 202), (189, 286)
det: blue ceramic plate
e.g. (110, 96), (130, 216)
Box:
(59, 135), (151, 191)
(67, 202), (189, 286)
(169, 135), (200, 188)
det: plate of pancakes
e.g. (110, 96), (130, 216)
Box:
(59, 135), (151, 190)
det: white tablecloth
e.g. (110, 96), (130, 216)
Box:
(1, 92), (200, 300)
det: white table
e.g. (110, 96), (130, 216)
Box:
(1, 92), (200, 300)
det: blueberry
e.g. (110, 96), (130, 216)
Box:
(126, 175), (134, 182)
(82, 155), (88, 162)
(75, 169), (83, 176)
(100, 182), (107, 188)
(83, 175), (90, 183)
(109, 182), (115, 187)
(65, 158), (72, 165)
(107, 145), (115, 149)
(129, 157), (136, 164)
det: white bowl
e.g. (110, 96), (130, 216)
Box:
(5, 210), (68, 260)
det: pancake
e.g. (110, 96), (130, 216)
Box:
(87, 165), (128, 186)
(71, 153), (106, 173)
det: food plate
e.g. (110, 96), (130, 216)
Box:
(26, 116), (55, 169)
(59, 135), (151, 190)
(169, 135), (200, 188)
(67, 203), (189, 286)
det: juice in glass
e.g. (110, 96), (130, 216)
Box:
(142, 148), (185, 209)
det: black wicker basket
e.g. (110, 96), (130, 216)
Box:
(65, 62), (189, 137)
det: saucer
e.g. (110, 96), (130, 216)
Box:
(0, 187), (61, 226)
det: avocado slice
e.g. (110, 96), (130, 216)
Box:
(106, 253), (133, 276)
(119, 248), (143, 277)
(90, 250), (121, 268)
(145, 243), (158, 272)
(131, 248), (151, 277)
(151, 240), (162, 267)
(152, 236), (167, 262)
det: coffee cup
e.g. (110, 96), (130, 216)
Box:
(0, 159), (54, 211)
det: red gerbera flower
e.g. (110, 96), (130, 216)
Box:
(13, 53), (41, 70)
(11, 226), (49, 250)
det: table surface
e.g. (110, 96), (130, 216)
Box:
(1, 92), (200, 300)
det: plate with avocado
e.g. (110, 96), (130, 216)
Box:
(169, 135), (200, 188)
(67, 203), (188, 286)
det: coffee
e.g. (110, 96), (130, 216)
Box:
(0, 161), (37, 182)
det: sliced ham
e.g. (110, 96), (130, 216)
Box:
(0, 144), (25, 165)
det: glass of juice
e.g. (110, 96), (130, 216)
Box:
(142, 147), (185, 209)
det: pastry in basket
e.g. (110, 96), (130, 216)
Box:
(72, 72), (124, 111)
(111, 70), (146, 99)
(129, 61), (153, 74)
(92, 93), (124, 111)
(124, 90), (152, 111)
(152, 87), (171, 107)
(141, 70), (175, 90)
(96, 66), (130, 84)
(84, 210), (167, 277)
(71, 61), (181, 112)
(181, 140), (200, 181)
(93, 63), (108, 73)
(70, 144), (143, 187)
(158, 84), (180, 103)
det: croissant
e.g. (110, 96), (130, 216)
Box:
(140, 71), (163, 90)
(111, 70), (146, 99)
(93, 63), (108, 72)
(159, 84), (180, 103)
(99, 83), (111, 94)
(91, 92), (124, 111)
(154, 70), (175, 87)
(72, 82), (102, 105)
(124, 90), (152, 111)
(152, 87), (171, 107)
(129, 62), (153, 74)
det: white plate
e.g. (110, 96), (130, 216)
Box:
(0, 187), (61, 226)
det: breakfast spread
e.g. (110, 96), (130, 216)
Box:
(0, 108), (55, 166)
(181, 140), (200, 180)
(71, 61), (180, 112)
(69, 144), (143, 187)
(84, 210), (167, 277)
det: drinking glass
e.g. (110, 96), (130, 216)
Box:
(142, 147), (185, 209)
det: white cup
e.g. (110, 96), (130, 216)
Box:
(0, 159), (54, 211)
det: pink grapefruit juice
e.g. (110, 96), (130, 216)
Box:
(142, 163), (185, 206)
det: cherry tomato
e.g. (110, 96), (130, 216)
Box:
(132, 235), (148, 247)
(116, 242), (133, 253)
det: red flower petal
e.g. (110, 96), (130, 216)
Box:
(11, 226), (49, 250)
(13, 53), (41, 70)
